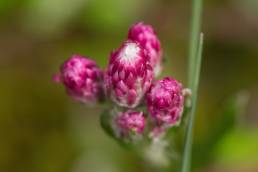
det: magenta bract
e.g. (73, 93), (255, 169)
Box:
(128, 22), (162, 76)
(116, 110), (146, 135)
(146, 77), (184, 127)
(105, 41), (154, 108)
(57, 55), (103, 103)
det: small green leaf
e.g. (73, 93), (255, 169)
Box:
(100, 110), (115, 138)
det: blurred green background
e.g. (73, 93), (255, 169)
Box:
(0, 0), (258, 171)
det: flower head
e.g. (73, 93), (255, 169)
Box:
(56, 54), (103, 103)
(128, 22), (162, 76)
(146, 77), (184, 127)
(116, 110), (146, 136)
(105, 40), (153, 108)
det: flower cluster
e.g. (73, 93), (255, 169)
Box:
(54, 22), (185, 141)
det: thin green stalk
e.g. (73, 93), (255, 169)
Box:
(188, 0), (203, 89)
(181, 33), (203, 172)
(181, 0), (203, 171)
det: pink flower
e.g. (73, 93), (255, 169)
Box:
(56, 54), (103, 104)
(146, 77), (184, 127)
(128, 22), (162, 76)
(105, 41), (153, 108)
(116, 110), (146, 135)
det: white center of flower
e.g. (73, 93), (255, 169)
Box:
(119, 42), (140, 63)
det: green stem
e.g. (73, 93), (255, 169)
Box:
(188, 0), (203, 89)
(181, 33), (204, 172)
(181, 0), (203, 171)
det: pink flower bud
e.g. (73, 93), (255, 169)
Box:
(128, 22), (162, 76)
(105, 41), (153, 108)
(116, 110), (146, 135)
(146, 77), (184, 127)
(57, 54), (103, 104)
